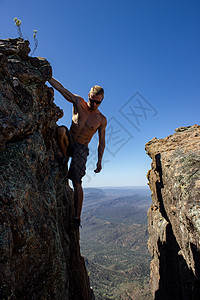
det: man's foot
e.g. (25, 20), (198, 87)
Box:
(71, 218), (82, 230)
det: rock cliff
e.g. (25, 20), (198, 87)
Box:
(146, 125), (200, 299)
(0, 38), (92, 299)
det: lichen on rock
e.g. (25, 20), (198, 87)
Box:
(0, 38), (91, 300)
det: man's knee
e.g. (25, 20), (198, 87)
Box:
(57, 126), (66, 140)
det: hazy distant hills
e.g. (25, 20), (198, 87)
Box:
(80, 187), (152, 300)
(83, 186), (151, 211)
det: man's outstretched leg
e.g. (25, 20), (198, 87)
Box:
(67, 143), (89, 229)
(73, 182), (83, 227)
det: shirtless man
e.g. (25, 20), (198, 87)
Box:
(48, 77), (107, 228)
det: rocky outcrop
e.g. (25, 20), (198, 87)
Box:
(145, 125), (200, 299)
(0, 38), (91, 299)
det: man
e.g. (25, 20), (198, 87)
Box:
(48, 77), (107, 228)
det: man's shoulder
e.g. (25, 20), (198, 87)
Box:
(73, 95), (85, 105)
(98, 111), (107, 126)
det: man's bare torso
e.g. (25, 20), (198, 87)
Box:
(70, 98), (106, 145)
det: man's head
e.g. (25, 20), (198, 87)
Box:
(88, 85), (104, 110)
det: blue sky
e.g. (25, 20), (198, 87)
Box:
(1, 0), (200, 187)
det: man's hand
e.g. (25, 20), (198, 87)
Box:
(94, 161), (102, 173)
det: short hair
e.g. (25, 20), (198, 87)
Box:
(89, 85), (104, 99)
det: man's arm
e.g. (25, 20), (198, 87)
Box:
(49, 77), (81, 104)
(94, 118), (107, 173)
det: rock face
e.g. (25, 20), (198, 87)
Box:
(145, 125), (200, 299)
(0, 38), (91, 299)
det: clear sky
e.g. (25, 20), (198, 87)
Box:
(1, 0), (200, 187)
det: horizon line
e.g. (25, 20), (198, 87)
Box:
(83, 185), (149, 189)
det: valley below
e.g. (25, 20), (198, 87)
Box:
(80, 187), (152, 300)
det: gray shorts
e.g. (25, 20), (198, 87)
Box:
(67, 142), (89, 184)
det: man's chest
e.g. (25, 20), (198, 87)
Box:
(72, 110), (101, 131)
(85, 114), (102, 131)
